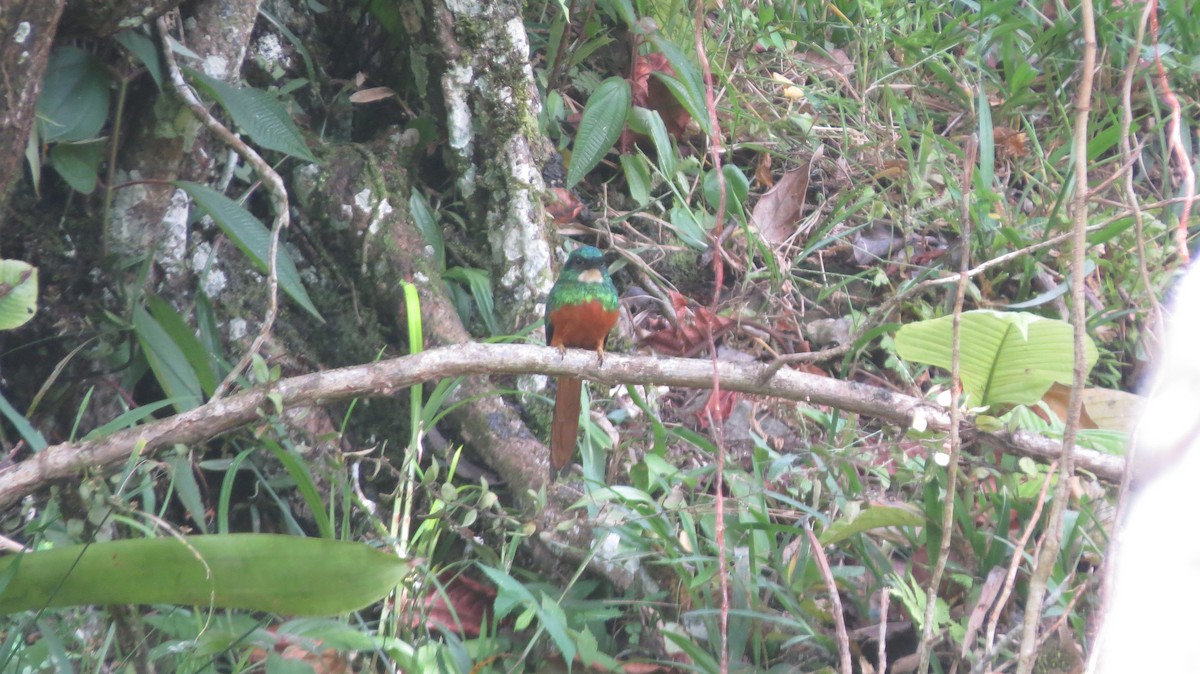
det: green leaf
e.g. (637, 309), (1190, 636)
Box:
(83, 399), (182, 440)
(188, 70), (318, 163)
(36, 47), (111, 143)
(146, 294), (218, 396)
(166, 452), (209, 533)
(566, 77), (631, 187)
(443, 267), (497, 334)
(819, 504), (925, 546)
(409, 190), (444, 271)
(894, 310), (1098, 407)
(50, 140), (105, 194)
(539, 594), (576, 665)
(646, 37), (711, 136)
(702, 165), (750, 216)
(177, 181), (324, 321)
(628, 107), (675, 177)
(670, 205), (709, 249)
(620, 154), (651, 206)
(0, 260), (38, 330)
(115, 30), (163, 90)
(133, 305), (202, 412)
(0, 535), (409, 616)
(0, 390), (46, 452)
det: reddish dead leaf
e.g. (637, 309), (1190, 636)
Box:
(546, 187), (585, 224)
(750, 146), (822, 245)
(250, 630), (352, 674)
(697, 389), (739, 429)
(415, 571), (495, 638)
(349, 86), (397, 104)
(621, 53), (692, 150)
(640, 291), (735, 356)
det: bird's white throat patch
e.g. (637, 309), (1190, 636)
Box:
(578, 269), (605, 284)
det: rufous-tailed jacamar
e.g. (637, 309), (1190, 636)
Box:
(545, 245), (619, 474)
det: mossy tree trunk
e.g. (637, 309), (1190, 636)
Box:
(1, 0), (580, 565)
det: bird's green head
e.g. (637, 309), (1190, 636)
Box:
(560, 245), (609, 283)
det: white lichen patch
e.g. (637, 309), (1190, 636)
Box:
(353, 188), (393, 236)
(253, 33), (288, 67)
(14, 22), (31, 44)
(201, 55), (230, 79)
(444, 64), (474, 155)
(159, 189), (190, 276)
(229, 317), (248, 341)
(191, 241), (227, 298)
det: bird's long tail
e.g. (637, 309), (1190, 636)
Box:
(550, 376), (583, 476)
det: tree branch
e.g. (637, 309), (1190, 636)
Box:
(1, 343), (1124, 511)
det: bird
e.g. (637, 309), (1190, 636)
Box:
(544, 245), (619, 476)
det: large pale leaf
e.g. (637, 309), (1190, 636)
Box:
(188, 70), (317, 163)
(566, 77), (631, 188)
(0, 260), (37, 330)
(894, 310), (1098, 407)
(0, 535), (409, 616)
(177, 181), (323, 321)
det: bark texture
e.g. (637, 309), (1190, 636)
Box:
(0, 0), (66, 225)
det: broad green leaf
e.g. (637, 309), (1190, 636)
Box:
(133, 305), (202, 412)
(819, 504), (924, 546)
(539, 595), (575, 665)
(646, 37), (712, 136)
(115, 30), (163, 90)
(566, 77), (631, 187)
(0, 535), (409, 616)
(443, 267), (496, 334)
(146, 295), (218, 396)
(894, 310), (1098, 407)
(50, 141), (105, 194)
(37, 47), (111, 143)
(177, 181), (324, 321)
(409, 190), (444, 271)
(628, 107), (675, 177)
(0, 391), (45, 452)
(188, 70), (318, 163)
(166, 452), (209, 533)
(0, 260), (38, 330)
(478, 564), (538, 619)
(620, 153), (651, 206)
(670, 205), (709, 249)
(702, 165), (750, 216)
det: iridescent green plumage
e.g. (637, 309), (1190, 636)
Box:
(544, 245), (619, 474)
(544, 245), (618, 347)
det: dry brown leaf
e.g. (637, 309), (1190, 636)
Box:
(993, 126), (1028, 160)
(1081, 388), (1144, 433)
(750, 146), (822, 245)
(796, 48), (854, 79)
(754, 152), (774, 189)
(349, 86), (397, 104)
(1034, 382), (1098, 429)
